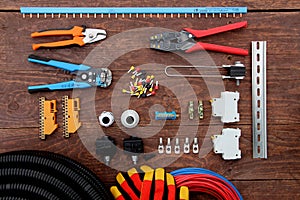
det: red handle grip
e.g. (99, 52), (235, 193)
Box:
(186, 42), (248, 56)
(183, 21), (247, 38)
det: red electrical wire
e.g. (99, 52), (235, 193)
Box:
(175, 174), (238, 200)
(174, 174), (240, 200)
(177, 179), (230, 199)
(177, 175), (237, 198)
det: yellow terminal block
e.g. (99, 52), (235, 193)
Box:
(39, 97), (58, 140)
(62, 95), (82, 138)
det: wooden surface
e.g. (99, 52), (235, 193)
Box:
(1, 1), (300, 199)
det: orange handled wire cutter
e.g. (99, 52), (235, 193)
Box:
(31, 26), (106, 50)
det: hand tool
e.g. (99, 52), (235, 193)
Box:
(150, 21), (248, 56)
(21, 7), (247, 19)
(27, 54), (112, 93)
(165, 61), (246, 86)
(155, 111), (179, 120)
(31, 26), (106, 50)
(62, 95), (81, 138)
(252, 41), (267, 159)
(95, 136), (117, 165)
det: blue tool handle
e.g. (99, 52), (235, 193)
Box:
(28, 80), (92, 93)
(28, 54), (90, 72)
(155, 111), (177, 120)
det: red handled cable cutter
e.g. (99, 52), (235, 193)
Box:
(150, 21), (248, 56)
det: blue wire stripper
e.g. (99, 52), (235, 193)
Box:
(27, 55), (112, 93)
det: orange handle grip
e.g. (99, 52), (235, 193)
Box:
(31, 26), (84, 37)
(32, 37), (85, 50)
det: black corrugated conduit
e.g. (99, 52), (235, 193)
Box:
(0, 150), (113, 200)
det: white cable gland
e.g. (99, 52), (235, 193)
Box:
(98, 111), (114, 127)
(121, 110), (140, 128)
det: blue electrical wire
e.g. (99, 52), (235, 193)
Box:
(171, 168), (243, 200)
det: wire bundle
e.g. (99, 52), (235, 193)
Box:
(0, 150), (113, 200)
(171, 168), (242, 200)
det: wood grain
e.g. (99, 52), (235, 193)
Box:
(0, 3), (300, 200)
(1, 124), (300, 180)
(0, 67), (299, 128)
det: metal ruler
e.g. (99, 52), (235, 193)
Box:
(20, 7), (247, 18)
(252, 41), (267, 159)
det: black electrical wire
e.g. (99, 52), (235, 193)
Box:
(0, 150), (113, 200)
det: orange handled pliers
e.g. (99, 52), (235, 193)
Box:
(31, 26), (106, 50)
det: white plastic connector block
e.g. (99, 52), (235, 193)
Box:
(211, 91), (240, 123)
(212, 128), (241, 160)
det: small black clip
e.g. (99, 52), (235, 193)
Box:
(123, 136), (144, 165)
(95, 136), (116, 165)
(222, 61), (246, 86)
